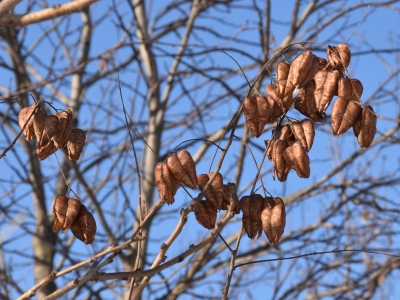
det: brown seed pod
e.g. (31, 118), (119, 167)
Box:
(52, 195), (81, 233)
(53, 109), (73, 149)
(288, 50), (320, 88)
(327, 43), (351, 72)
(318, 57), (328, 70)
(261, 197), (286, 244)
(283, 141), (310, 178)
(256, 96), (270, 136)
(194, 199), (217, 229)
(265, 125), (293, 162)
(276, 61), (293, 98)
(331, 97), (362, 136)
(266, 84), (293, 111)
(155, 162), (180, 204)
(65, 128), (86, 161)
(266, 96), (285, 124)
(243, 96), (271, 137)
(222, 184), (241, 213)
(301, 119), (315, 152)
(295, 80), (323, 122)
(70, 204), (97, 244)
(273, 140), (291, 182)
(314, 69), (340, 114)
(18, 103), (39, 141)
(197, 173), (224, 209)
(337, 77), (363, 100)
(167, 151), (197, 189)
(243, 96), (258, 137)
(239, 194), (264, 239)
(354, 105), (377, 149)
(177, 150), (198, 188)
(291, 119), (315, 152)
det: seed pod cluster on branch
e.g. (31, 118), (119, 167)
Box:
(18, 102), (86, 160)
(242, 43), (377, 182)
(194, 173), (240, 229)
(239, 194), (286, 244)
(265, 120), (314, 181)
(52, 195), (96, 244)
(155, 150), (198, 205)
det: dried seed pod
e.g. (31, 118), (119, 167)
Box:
(318, 57), (328, 70)
(331, 97), (362, 136)
(301, 119), (315, 152)
(18, 103), (39, 141)
(354, 105), (377, 149)
(256, 96), (270, 136)
(327, 43), (351, 72)
(177, 150), (198, 188)
(266, 96), (285, 124)
(53, 109), (73, 149)
(239, 194), (264, 239)
(243, 96), (258, 137)
(283, 141), (310, 178)
(261, 197), (286, 244)
(70, 204), (97, 244)
(198, 173), (224, 209)
(167, 151), (197, 189)
(314, 69), (340, 114)
(273, 140), (291, 182)
(34, 112), (59, 160)
(337, 77), (363, 100)
(194, 199), (217, 229)
(266, 84), (293, 111)
(222, 184), (241, 213)
(52, 195), (81, 233)
(291, 120), (315, 152)
(295, 80), (323, 122)
(276, 61), (293, 98)
(65, 128), (86, 161)
(209, 172), (224, 209)
(243, 96), (271, 137)
(288, 50), (320, 88)
(265, 125), (293, 162)
(155, 162), (180, 204)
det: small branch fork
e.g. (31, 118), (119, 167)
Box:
(0, 100), (43, 159)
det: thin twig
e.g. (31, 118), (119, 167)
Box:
(117, 76), (144, 298)
(346, 5), (370, 44)
(234, 248), (400, 269)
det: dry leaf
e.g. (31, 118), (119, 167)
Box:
(70, 204), (97, 244)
